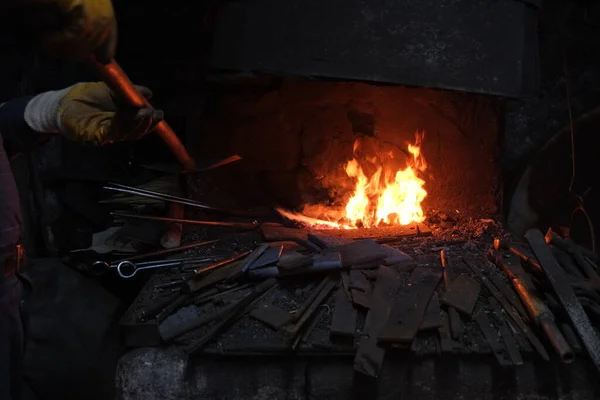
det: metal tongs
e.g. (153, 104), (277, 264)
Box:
(93, 256), (217, 278)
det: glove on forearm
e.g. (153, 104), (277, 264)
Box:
(24, 82), (163, 145)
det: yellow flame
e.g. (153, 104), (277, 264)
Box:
(278, 131), (428, 229)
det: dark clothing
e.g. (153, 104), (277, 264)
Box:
(0, 96), (34, 248)
(0, 96), (36, 400)
(0, 131), (22, 248)
(0, 274), (24, 400)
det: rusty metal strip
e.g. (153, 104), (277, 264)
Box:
(330, 285), (358, 338)
(487, 296), (523, 365)
(475, 311), (511, 366)
(354, 266), (400, 378)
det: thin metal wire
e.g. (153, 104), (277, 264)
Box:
(561, 3), (596, 252)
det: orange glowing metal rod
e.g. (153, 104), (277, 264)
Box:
(87, 57), (196, 172)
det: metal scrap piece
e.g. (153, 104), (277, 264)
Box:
(441, 275), (481, 316)
(248, 245), (284, 270)
(493, 252), (574, 363)
(487, 296), (523, 365)
(440, 251), (465, 340)
(349, 270), (372, 309)
(186, 255), (247, 293)
(185, 278), (278, 354)
(546, 228), (600, 267)
(438, 310), (457, 353)
(247, 265), (279, 278)
(419, 292), (442, 331)
(487, 296), (527, 352)
(341, 272), (353, 302)
(250, 303), (293, 329)
(277, 251), (312, 270)
(307, 233), (353, 248)
(312, 252), (343, 270)
(498, 319), (523, 365)
(378, 265), (442, 343)
(448, 308), (465, 340)
(475, 311), (512, 366)
(354, 266), (400, 378)
(487, 272), (529, 321)
(553, 248), (585, 278)
(560, 323), (583, 354)
(292, 277), (332, 322)
(380, 244), (413, 267)
(300, 305), (328, 347)
(340, 239), (387, 267)
(239, 245), (270, 274)
(159, 303), (232, 342)
(285, 276), (336, 339)
(330, 286), (358, 339)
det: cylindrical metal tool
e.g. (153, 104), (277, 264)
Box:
(493, 253), (575, 363)
(493, 238), (542, 273)
(87, 57), (196, 172)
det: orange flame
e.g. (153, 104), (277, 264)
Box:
(277, 131), (428, 229)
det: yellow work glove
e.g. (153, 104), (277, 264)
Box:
(24, 82), (164, 145)
(23, 0), (117, 63)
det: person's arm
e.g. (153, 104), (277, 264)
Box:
(0, 82), (163, 157)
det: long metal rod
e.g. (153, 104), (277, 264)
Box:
(109, 182), (193, 203)
(104, 184), (253, 217)
(115, 239), (221, 263)
(87, 57), (196, 172)
(197, 155), (242, 172)
(193, 251), (252, 275)
(111, 212), (258, 229)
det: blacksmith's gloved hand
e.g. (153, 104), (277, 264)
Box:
(24, 82), (164, 145)
(23, 0), (118, 63)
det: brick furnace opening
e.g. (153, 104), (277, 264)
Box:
(190, 77), (502, 227)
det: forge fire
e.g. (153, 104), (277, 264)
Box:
(277, 132), (428, 229)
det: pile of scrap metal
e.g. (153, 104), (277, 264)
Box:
(482, 228), (600, 371)
(103, 182), (600, 385)
(118, 230), (417, 350)
(116, 223), (600, 373)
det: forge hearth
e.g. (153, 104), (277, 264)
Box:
(184, 0), (539, 224)
(190, 78), (502, 222)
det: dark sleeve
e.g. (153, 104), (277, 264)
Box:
(0, 96), (45, 157)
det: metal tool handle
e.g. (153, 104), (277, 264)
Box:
(87, 57), (196, 172)
(116, 260), (178, 279)
(116, 257), (216, 279)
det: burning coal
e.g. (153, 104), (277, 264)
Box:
(277, 132), (428, 229)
